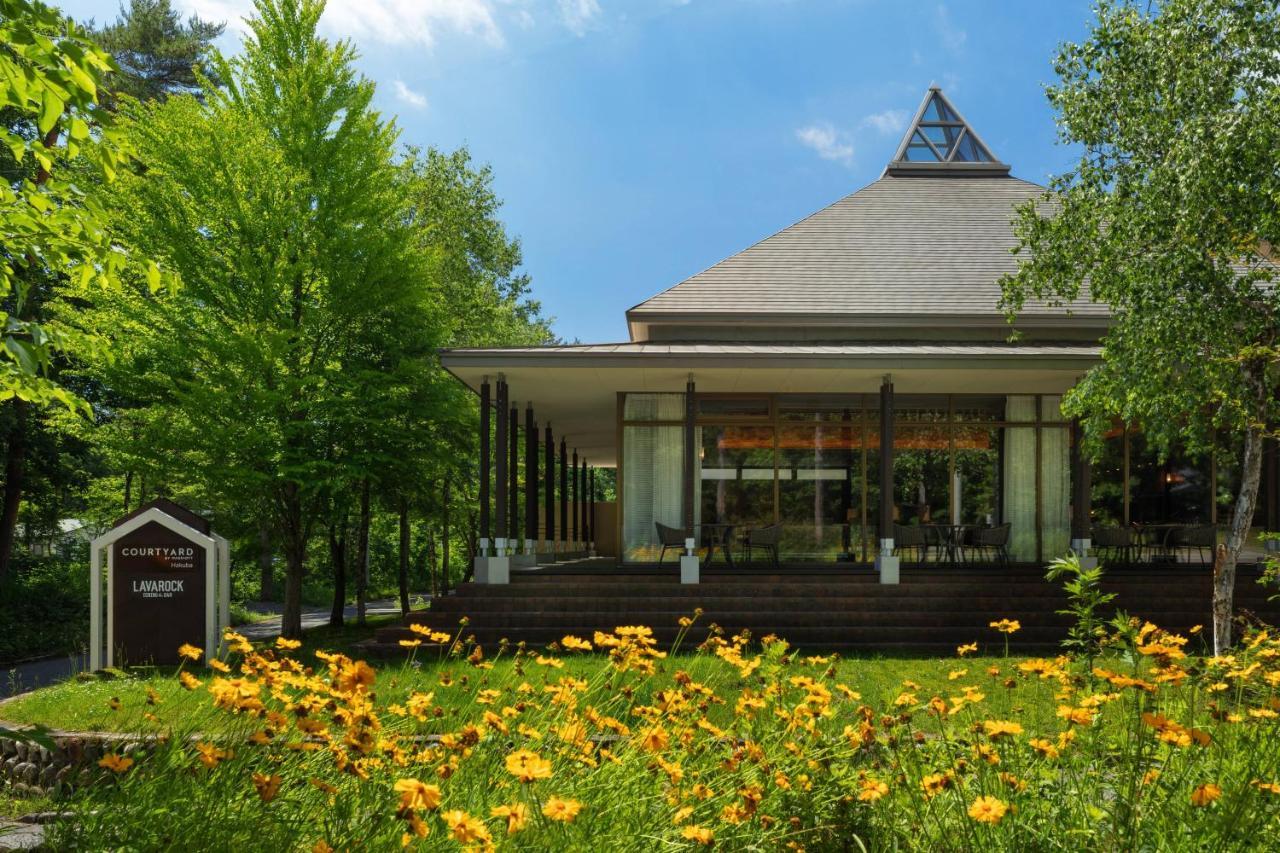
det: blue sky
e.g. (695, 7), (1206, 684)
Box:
(63, 0), (1098, 342)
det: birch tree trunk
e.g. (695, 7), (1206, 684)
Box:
(1213, 420), (1265, 654)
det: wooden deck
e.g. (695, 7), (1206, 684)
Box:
(375, 561), (1280, 654)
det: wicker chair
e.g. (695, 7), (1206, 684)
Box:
(742, 523), (782, 568)
(1091, 526), (1134, 564)
(654, 522), (686, 565)
(965, 523), (1011, 566)
(893, 523), (929, 563)
(1168, 525), (1216, 563)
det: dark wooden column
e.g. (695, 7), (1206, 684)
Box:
(588, 467), (596, 544)
(494, 378), (508, 545)
(1070, 420), (1092, 546)
(683, 378), (696, 538)
(579, 458), (587, 544)
(1265, 436), (1278, 532)
(525, 405), (537, 545)
(508, 403), (518, 547)
(878, 376), (894, 546)
(544, 424), (555, 545)
(559, 437), (568, 546)
(478, 378), (491, 552)
(571, 448), (579, 543)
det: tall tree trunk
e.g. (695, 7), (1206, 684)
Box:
(329, 520), (346, 628)
(122, 469), (133, 514)
(0, 400), (28, 581)
(258, 520), (274, 600)
(398, 497), (410, 616)
(1213, 420), (1266, 654)
(356, 478), (370, 626)
(280, 483), (307, 638)
(441, 480), (451, 596)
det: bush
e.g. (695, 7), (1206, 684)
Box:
(0, 556), (89, 664)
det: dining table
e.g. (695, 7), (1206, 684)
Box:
(699, 523), (738, 569)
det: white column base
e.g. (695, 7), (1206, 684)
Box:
(680, 554), (700, 585)
(876, 539), (899, 584)
(1070, 539), (1099, 569)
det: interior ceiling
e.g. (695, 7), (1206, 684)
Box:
(442, 362), (1090, 467)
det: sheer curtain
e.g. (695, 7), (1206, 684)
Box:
(1003, 396), (1037, 561)
(1040, 396), (1071, 559)
(622, 394), (689, 561)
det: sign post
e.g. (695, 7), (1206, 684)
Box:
(89, 499), (230, 669)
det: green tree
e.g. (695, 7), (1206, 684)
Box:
(94, 0), (429, 636)
(0, 0), (152, 579)
(92, 0), (224, 106)
(1001, 0), (1280, 653)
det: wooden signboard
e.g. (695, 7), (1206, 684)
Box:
(90, 499), (229, 669)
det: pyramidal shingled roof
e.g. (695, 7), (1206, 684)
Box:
(627, 88), (1104, 335)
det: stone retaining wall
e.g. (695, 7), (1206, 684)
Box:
(0, 729), (161, 796)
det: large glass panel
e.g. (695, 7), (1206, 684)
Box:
(699, 425), (775, 535)
(621, 424), (685, 561)
(1090, 425), (1126, 526)
(777, 417), (862, 562)
(1003, 396), (1037, 561)
(624, 393), (684, 422)
(954, 425), (1001, 525)
(894, 423), (950, 527)
(1129, 431), (1211, 525)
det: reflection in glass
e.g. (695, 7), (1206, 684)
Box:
(699, 425), (775, 531)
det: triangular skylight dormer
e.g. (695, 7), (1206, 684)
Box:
(886, 87), (1010, 176)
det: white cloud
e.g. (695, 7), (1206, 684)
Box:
(178, 0), (504, 48)
(393, 79), (428, 109)
(861, 109), (909, 136)
(934, 4), (967, 53)
(795, 123), (854, 166)
(557, 0), (601, 37)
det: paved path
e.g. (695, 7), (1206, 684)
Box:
(1, 597), (422, 698)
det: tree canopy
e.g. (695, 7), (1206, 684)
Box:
(1000, 0), (1280, 652)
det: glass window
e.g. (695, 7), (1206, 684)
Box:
(777, 419), (862, 563)
(1090, 425), (1125, 526)
(624, 393), (684, 422)
(621, 424), (685, 561)
(697, 397), (770, 419)
(894, 424), (950, 527)
(699, 425), (775, 531)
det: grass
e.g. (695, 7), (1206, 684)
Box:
(0, 611), (1277, 850)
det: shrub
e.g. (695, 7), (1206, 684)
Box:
(0, 556), (88, 664)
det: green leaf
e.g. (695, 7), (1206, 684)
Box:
(38, 87), (63, 135)
(68, 116), (89, 140)
(146, 260), (162, 293)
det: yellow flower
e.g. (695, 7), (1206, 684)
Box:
(209, 658), (231, 673)
(178, 643), (203, 661)
(275, 636), (302, 650)
(179, 671), (202, 691)
(989, 619), (1021, 634)
(640, 726), (670, 752)
(968, 795), (1009, 824)
(1251, 780), (1280, 796)
(1191, 783), (1221, 807)
(98, 753), (133, 773)
(442, 809), (492, 844)
(312, 842), (334, 853)
(948, 669), (967, 680)
(253, 772), (282, 802)
(957, 642), (978, 657)
(504, 749), (552, 783)
(398, 639), (421, 649)
(491, 802), (529, 834)
(982, 720), (1024, 739)
(682, 825), (715, 846)
(194, 742), (232, 769)
(560, 635), (593, 651)
(857, 777), (889, 802)
(1029, 738), (1059, 759)
(920, 772), (953, 798)
(394, 778), (442, 812)
(542, 796), (583, 822)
